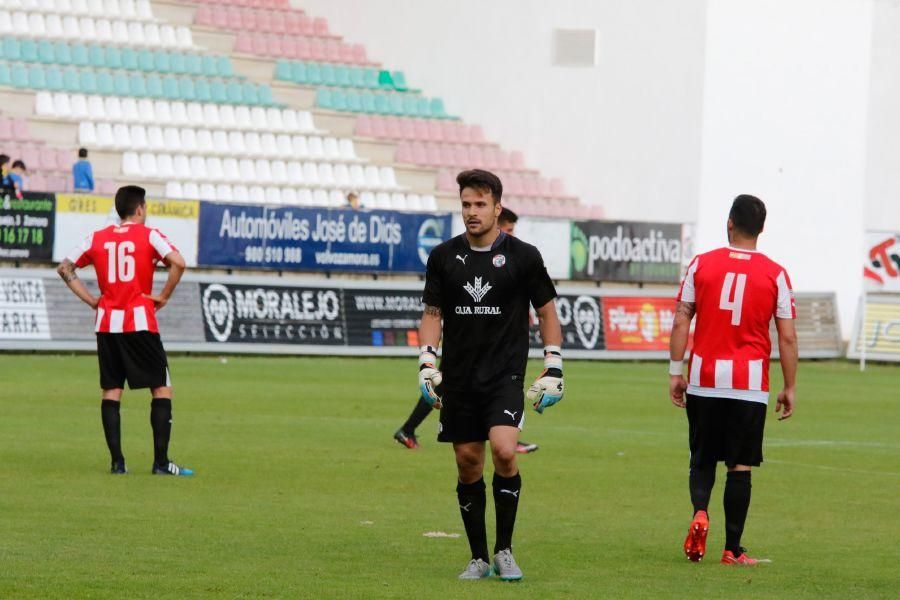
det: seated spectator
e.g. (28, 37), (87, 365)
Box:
(9, 160), (27, 192)
(1, 155), (21, 198)
(346, 191), (360, 210)
(73, 148), (95, 193)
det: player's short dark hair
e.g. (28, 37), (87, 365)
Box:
(457, 169), (502, 203)
(498, 207), (518, 225)
(78, 148), (88, 158)
(12, 160), (25, 170)
(115, 185), (146, 219)
(729, 194), (766, 237)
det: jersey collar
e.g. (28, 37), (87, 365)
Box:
(462, 230), (507, 252)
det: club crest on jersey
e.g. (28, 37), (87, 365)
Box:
(463, 277), (492, 303)
(492, 254), (506, 268)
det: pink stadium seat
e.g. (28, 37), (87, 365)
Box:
(310, 39), (326, 61)
(57, 149), (73, 171)
(536, 178), (551, 197)
(21, 147), (41, 169)
(355, 115), (373, 137)
(549, 178), (565, 197)
(28, 174), (47, 191)
(369, 116), (387, 138)
(399, 118), (416, 140)
(313, 17), (329, 36)
(0, 118), (12, 140)
(470, 124), (485, 144)
(251, 34), (270, 56)
(282, 36), (298, 58)
(47, 175), (68, 192)
(438, 144), (455, 167)
(425, 143), (442, 167)
(271, 11), (286, 34)
(195, 5), (213, 26)
(437, 170), (455, 192)
(411, 142), (428, 165)
(243, 9), (259, 31)
(453, 145), (471, 167)
(325, 40), (341, 63)
(234, 32), (253, 53)
(351, 44), (367, 65)
(482, 148), (498, 169)
(12, 119), (30, 141)
(413, 119), (429, 141)
(522, 177), (538, 197)
(285, 13), (301, 34)
(510, 151), (525, 170)
(468, 145), (484, 167)
(426, 120), (442, 142)
(496, 150), (511, 170)
(268, 35), (284, 57)
(385, 117), (403, 139)
(298, 14), (313, 36)
(40, 148), (58, 171)
(394, 141), (412, 163)
(441, 121), (458, 143)
(257, 10), (273, 32)
(295, 37), (311, 60)
(213, 8), (229, 29)
(338, 43), (355, 64)
(590, 204), (605, 219)
(227, 8), (243, 30)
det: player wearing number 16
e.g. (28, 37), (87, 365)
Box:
(669, 194), (798, 566)
(57, 186), (194, 477)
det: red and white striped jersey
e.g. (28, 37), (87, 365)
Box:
(677, 246), (795, 404)
(67, 222), (177, 334)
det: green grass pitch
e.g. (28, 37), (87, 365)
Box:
(1, 355), (898, 598)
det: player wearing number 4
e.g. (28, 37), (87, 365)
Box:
(57, 186), (194, 477)
(669, 194), (798, 566)
(418, 170), (564, 581)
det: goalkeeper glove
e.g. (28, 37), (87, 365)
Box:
(418, 345), (443, 408)
(527, 345), (564, 414)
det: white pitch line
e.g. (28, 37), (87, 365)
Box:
(765, 439), (900, 450)
(765, 459), (900, 478)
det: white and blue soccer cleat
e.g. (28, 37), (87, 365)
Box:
(458, 558), (492, 580)
(152, 460), (194, 476)
(492, 549), (523, 581)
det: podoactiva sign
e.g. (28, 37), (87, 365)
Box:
(570, 221), (684, 283)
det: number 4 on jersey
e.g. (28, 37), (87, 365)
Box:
(719, 272), (746, 326)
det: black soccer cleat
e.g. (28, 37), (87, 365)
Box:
(152, 461), (194, 476)
(110, 460), (127, 474)
(393, 429), (419, 449)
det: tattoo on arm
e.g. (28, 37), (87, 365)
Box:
(58, 261), (78, 283)
(424, 305), (442, 317)
(676, 301), (696, 319)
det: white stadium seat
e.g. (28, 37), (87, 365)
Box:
(375, 192), (391, 209)
(379, 166), (398, 188)
(35, 92), (54, 116)
(312, 189), (329, 206)
(199, 183), (216, 201)
(183, 182), (199, 198)
(165, 181), (184, 199)
(79, 121), (97, 146)
(297, 188), (313, 206)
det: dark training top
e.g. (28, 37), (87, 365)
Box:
(423, 232), (557, 392)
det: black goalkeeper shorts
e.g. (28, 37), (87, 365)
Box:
(96, 332), (171, 390)
(686, 393), (767, 468)
(437, 381), (525, 443)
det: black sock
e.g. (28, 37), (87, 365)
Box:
(493, 472), (521, 554)
(150, 398), (172, 466)
(101, 400), (124, 464)
(401, 396), (433, 435)
(457, 478), (489, 562)
(689, 464), (716, 514)
(724, 470), (752, 554)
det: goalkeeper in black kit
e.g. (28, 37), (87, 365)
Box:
(415, 170), (564, 581)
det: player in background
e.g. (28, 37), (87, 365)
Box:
(57, 186), (194, 476)
(393, 207), (540, 454)
(418, 170), (564, 580)
(669, 194), (798, 565)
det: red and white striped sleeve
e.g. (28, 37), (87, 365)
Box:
(66, 231), (94, 268)
(148, 228), (177, 261)
(775, 269), (796, 319)
(677, 256), (699, 303)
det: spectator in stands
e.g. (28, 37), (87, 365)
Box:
(346, 191), (361, 210)
(1, 155), (22, 199)
(9, 160), (27, 192)
(73, 148), (95, 193)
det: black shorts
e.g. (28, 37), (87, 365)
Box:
(437, 381), (525, 443)
(686, 393), (767, 468)
(96, 332), (171, 390)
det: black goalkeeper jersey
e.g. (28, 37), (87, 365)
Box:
(422, 232), (557, 392)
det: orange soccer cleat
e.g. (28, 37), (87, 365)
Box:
(720, 548), (763, 566)
(683, 510), (709, 562)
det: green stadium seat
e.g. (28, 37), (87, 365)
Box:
(54, 42), (71, 65)
(195, 79), (212, 102)
(89, 45), (106, 68)
(360, 91), (376, 113)
(201, 55), (217, 77)
(363, 68), (379, 89)
(185, 54), (202, 76)
(170, 52), (186, 74)
(275, 60), (292, 81)
(121, 48), (138, 70)
(377, 70), (394, 90)
(388, 94), (404, 115)
(226, 81), (242, 103)
(348, 66), (365, 89)
(392, 71), (408, 92)
(321, 64), (336, 86)
(1, 38), (20, 61)
(10, 64), (27, 88)
(162, 75), (179, 99)
(106, 47), (122, 70)
(63, 67), (80, 91)
(138, 49), (154, 72)
(38, 41), (56, 64)
(97, 71), (114, 95)
(430, 98), (447, 118)
(157, 52), (172, 74)
(402, 95), (418, 117)
(291, 61), (307, 84)
(373, 93), (389, 115)
(416, 97), (431, 118)
(45, 67), (63, 91)
(210, 79), (227, 103)
(316, 87), (333, 109)
(334, 65), (351, 87)
(331, 89), (347, 111)
(129, 73), (146, 97)
(72, 44), (89, 67)
(242, 82), (259, 105)
(28, 65), (46, 89)
(306, 62), (322, 85)
(114, 72), (130, 96)
(147, 74), (164, 98)
(80, 70), (98, 94)
(346, 90), (362, 112)
(178, 77), (195, 101)
(0, 64), (10, 86)
(21, 40), (38, 63)
(217, 57), (233, 78)
(257, 84), (273, 106)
